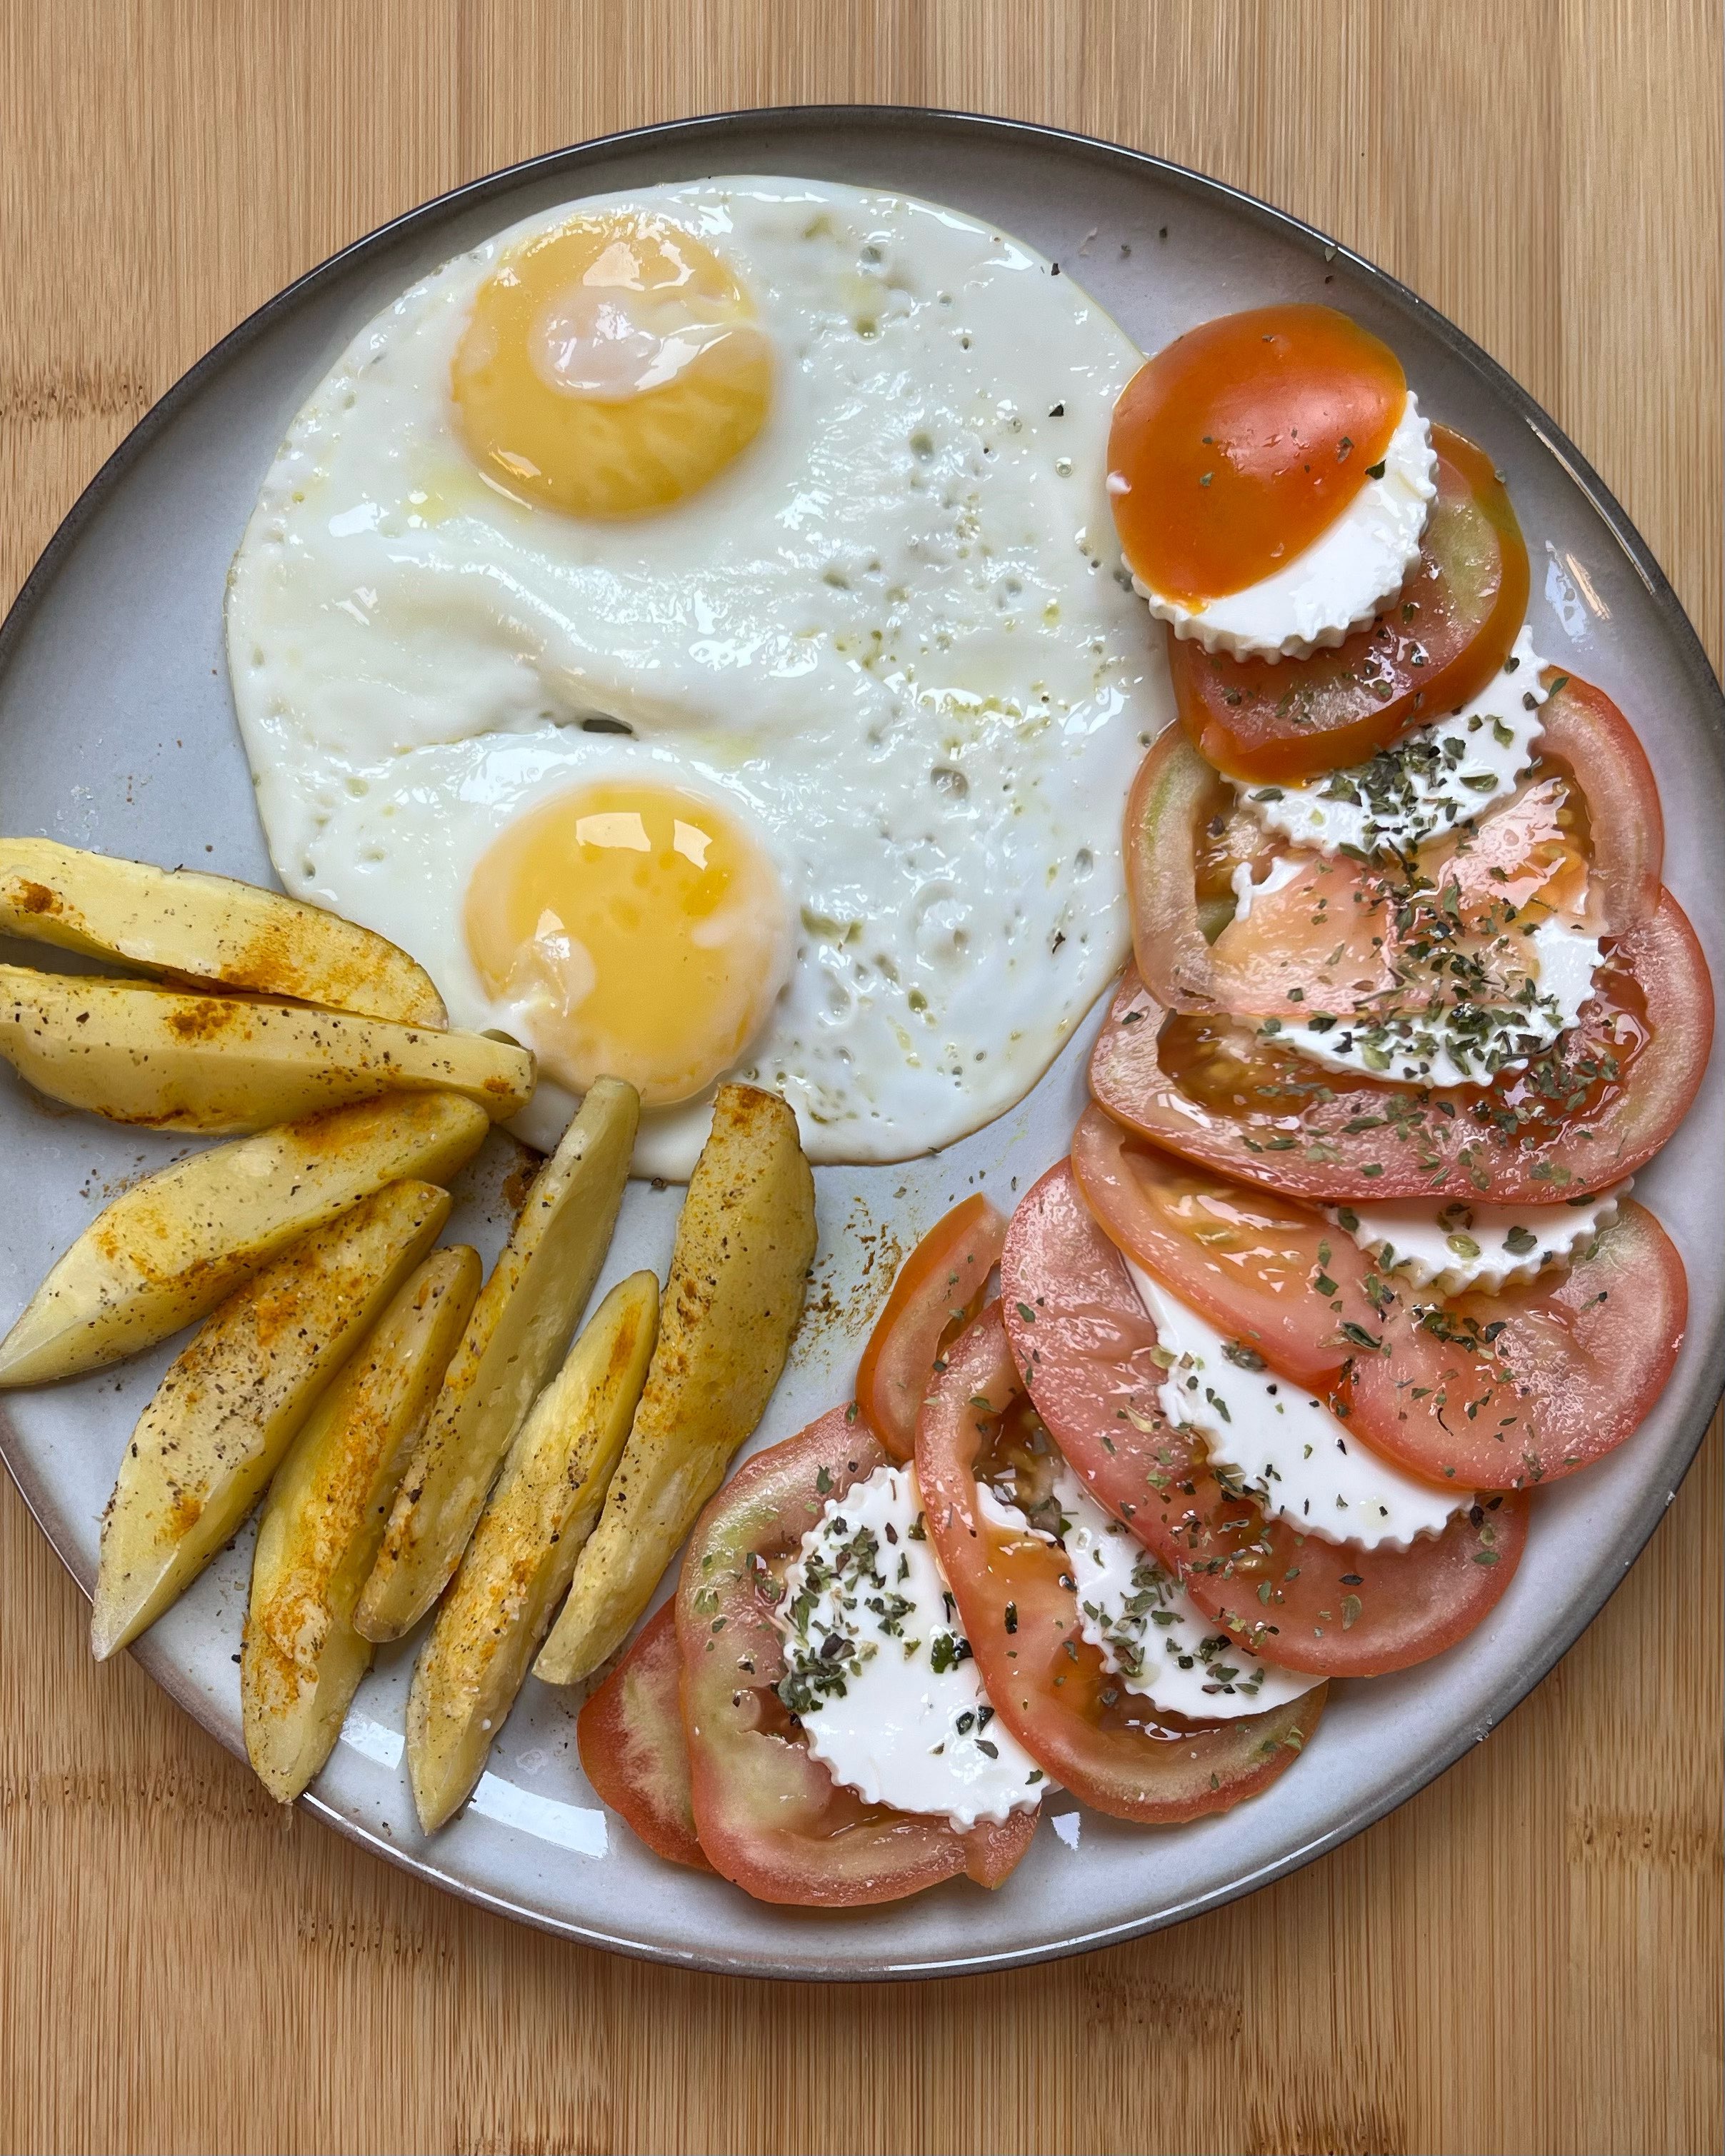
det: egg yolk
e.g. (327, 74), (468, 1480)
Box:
(451, 211), (773, 520)
(1108, 304), (1406, 607)
(464, 782), (789, 1106)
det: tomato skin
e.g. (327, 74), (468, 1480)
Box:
(999, 1158), (1530, 1676)
(576, 1602), (711, 1872)
(856, 1193), (1007, 1460)
(1535, 668), (1664, 933)
(1170, 427), (1530, 783)
(1109, 304), (1406, 606)
(916, 1303), (1326, 1817)
(1125, 723), (1226, 1011)
(677, 1406), (1036, 1906)
(1090, 891), (1713, 1204)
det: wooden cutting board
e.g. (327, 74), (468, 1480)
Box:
(0, 5), (1718, 2152)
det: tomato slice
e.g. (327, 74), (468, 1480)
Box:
(678, 1406), (1036, 1905)
(576, 1601), (711, 1872)
(1347, 1200), (1686, 1487)
(1072, 1104), (1388, 1396)
(999, 1160), (1181, 1504)
(915, 1303), (1327, 1816)
(1090, 892), (1713, 1204)
(999, 1158), (1530, 1675)
(856, 1193), (1007, 1460)
(1071, 1105), (1686, 1490)
(1108, 305), (1406, 606)
(1170, 427), (1529, 783)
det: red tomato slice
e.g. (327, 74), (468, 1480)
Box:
(999, 1158), (1529, 1675)
(1071, 1106), (1686, 1490)
(576, 1601), (711, 1872)
(1108, 304), (1406, 606)
(1089, 891), (1713, 1204)
(1169, 427), (1530, 783)
(1347, 1200), (1686, 1487)
(999, 1160), (1181, 1510)
(915, 1303), (1327, 1816)
(678, 1406), (1037, 1906)
(1432, 776), (1582, 923)
(856, 1193), (1007, 1460)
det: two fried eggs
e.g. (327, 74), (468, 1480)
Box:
(227, 176), (1166, 1175)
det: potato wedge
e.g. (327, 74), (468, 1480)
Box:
(0, 966), (533, 1132)
(242, 1244), (481, 1802)
(406, 1268), (659, 1830)
(0, 1091), (487, 1388)
(534, 1083), (814, 1688)
(356, 1077), (640, 1643)
(0, 836), (444, 1024)
(91, 1178), (451, 1658)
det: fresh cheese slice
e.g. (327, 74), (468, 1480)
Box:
(1126, 1261), (1464, 1548)
(775, 1461), (1046, 1829)
(1036, 1467), (1319, 1718)
(1247, 623), (1552, 856)
(1329, 1183), (1628, 1294)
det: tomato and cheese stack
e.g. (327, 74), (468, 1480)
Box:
(1102, 309), (1711, 1208)
(1101, 302), (1714, 1220)
(1101, 643), (1713, 1203)
(1109, 305), (1439, 668)
(1000, 1137), (1686, 1675)
(1001, 1153), (1521, 1676)
(674, 1404), (1041, 1907)
(1066, 1110), (1685, 1491)
(915, 1305), (1326, 1815)
(1110, 306), (1531, 785)
(836, 1205), (1323, 1830)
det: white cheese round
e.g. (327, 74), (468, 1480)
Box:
(1131, 393), (1436, 661)
(774, 1462), (1046, 1828)
(1244, 625), (1553, 857)
(1126, 1262), (1466, 1548)
(1272, 913), (1602, 1090)
(1043, 1465), (1321, 1718)
(1329, 1183), (1628, 1294)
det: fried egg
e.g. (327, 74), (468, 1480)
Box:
(226, 177), (1166, 1174)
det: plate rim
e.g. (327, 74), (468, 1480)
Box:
(1, 101), (1720, 1981)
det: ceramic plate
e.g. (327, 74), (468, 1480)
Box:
(1, 108), (1719, 1979)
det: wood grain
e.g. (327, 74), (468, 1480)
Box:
(1, 5), (1719, 2152)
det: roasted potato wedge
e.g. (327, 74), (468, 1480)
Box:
(0, 966), (532, 1132)
(534, 1083), (814, 1688)
(91, 1178), (451, 1658)
(0, 1091), (487, 1388)
(356, 1077), (639, 1643)
(0, 836), (444, 1024)
(407, 1268), (659, 1830)
(242, 1244), (481, 1802)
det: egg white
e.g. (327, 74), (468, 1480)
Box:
(226, 176), (1169, 1175)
